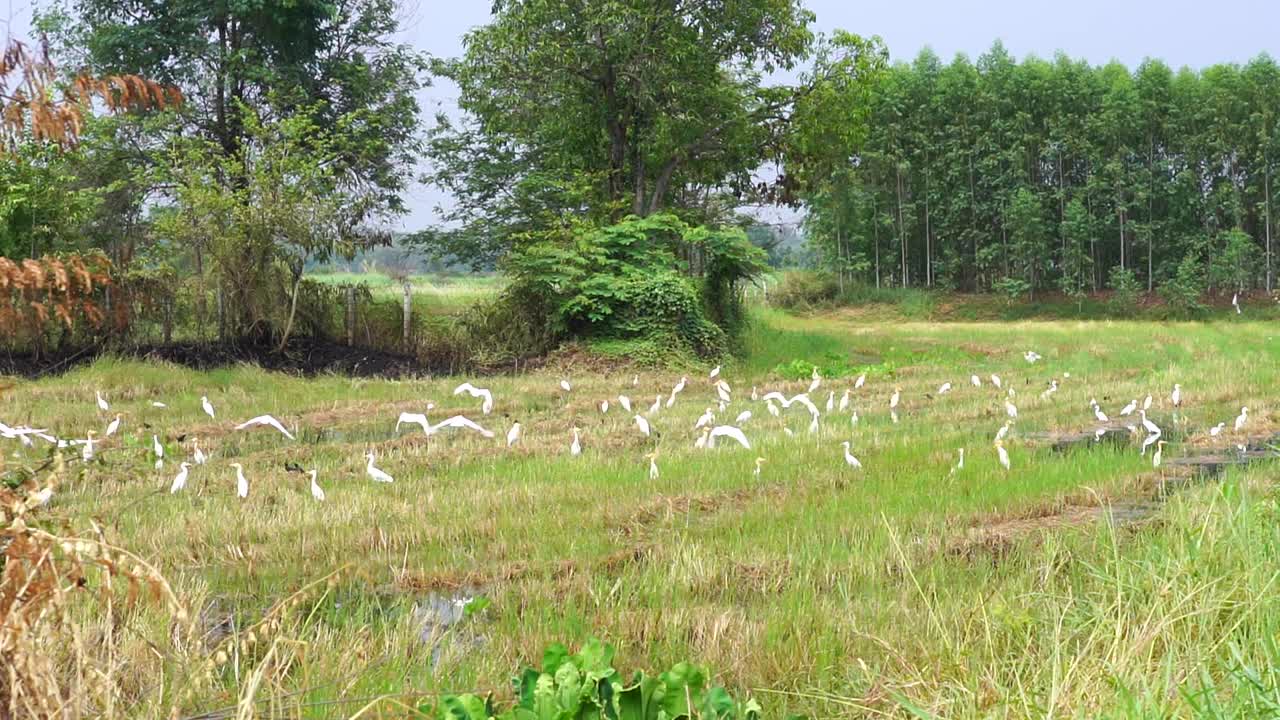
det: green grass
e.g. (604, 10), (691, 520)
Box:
(4, 309), (1280, 717)
(308, 271), (505, 316)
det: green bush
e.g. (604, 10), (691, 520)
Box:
(770, 272), (840, 309)
(1159, 253), (1207, 316)
(503, 214), (766, 359)
(430, 638), (767, 720)
(1108, 265), (1141, 309)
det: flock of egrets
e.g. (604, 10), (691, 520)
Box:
(0, 353), (1261, 507)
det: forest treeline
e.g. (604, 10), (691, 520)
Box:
(803, 44), (1280, 300)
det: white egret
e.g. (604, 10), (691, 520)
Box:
(709, 425), (751, 449)
(234, 415), (296, 440)
(889, 387), (901, 410)
(826, 391), (835, 412)
(429, 416), (495, 438)
(1210, 422), (1226, 437)
(201, 395), (216, 420)
(618, 395), (632, 412)
(1119, 399), (1138, 417)
(232, 463), (249, 498)
(1094, 427), (1108, 441)
(396, 412), (432, 434)
(1140, 410), (1161, 436)
(996, 443), (1011, 470)
(453, 382), (495, 415)
(716, 382), (732, 404)
(695, 426), (711, 449)
(1142, 394), (1153, 411)
(1024, 350), (1042, 363)
(950, 448), (965, 476)
(854, 373), (866, 389)
(633, 374), (639, 386)
(1091, 400), (1109, 423)
(891, 410), (899, 424)
(995, 421), (1013, 443)
(169, 462), (191, 494)
(570, 426), (582, 456)
(1233, 292), (1241, 314)
(840, 441), (862, 469)
(1171, 384), (1182, 408)
(151, 402), (167, 408)
(81, 431), (97, 462)
(560, 379), (572, 392)
(734, 410), (752, 425)
(754, 457), (766, 478)
(105, 414), (121, 437)
(850, 410), (859, 426)
(990, 374), (1003, 389)
(666, 377), (688, 407)
(309, 470), (325, 502)
(634, 414), (651, 437)
(839, 389), (851, 412)
(365, 452), (394, 483)
(938, 382), (952, 395)
(1040, 380), (1059, 399)
(96, 390), (109, 412)
(152, 434), (164, 470)
(648, 395), (662, 415)
(507, 421), (522, 447)
(599, 400), (610, 414)
(694, 408), (715, 430)
(1234, 407), (1249, 432)
(1152, 440), (1166, 468)
(193, 438), (207, 465)
(808, 367), (822, 394)
(646, 451), (659, 480)
(709, 365), (721, 379)
(808, 412), (820, 434)
(751, 386), (759, 402)
(766, 400), (780, 417)
(1005, 399), (1018, 419)
(971, 375), (981, 388)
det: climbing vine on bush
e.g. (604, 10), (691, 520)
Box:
(503, 214), (767, 358)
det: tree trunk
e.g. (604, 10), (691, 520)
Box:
(276, 270), (304, 354)
(872, 194), (881, 289)
(924, 165), (932, 287)
(896, 166), (908, 288)
(835, 223), (844, 294)
(1266, 162), (1273, 292)
(345, 286), (355, 347)
(402, 280), (412, 347)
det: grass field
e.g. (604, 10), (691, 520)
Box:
(4, 306), (1280, 718)
(307, 272), (505, 317)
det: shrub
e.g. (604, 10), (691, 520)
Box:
(1160, 253), (1207, 316)
(769, 271), (839, 309)
(1109, 265), (1141, 309)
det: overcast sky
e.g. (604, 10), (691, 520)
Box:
(6, 0), (1279, 230)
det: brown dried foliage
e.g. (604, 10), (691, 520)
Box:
(2, 36), (181, 153)
(0, 254), (119, 343)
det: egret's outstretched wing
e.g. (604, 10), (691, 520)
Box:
(708, 425), (751, 449)
(396, 412), (431, 434)
(429, 415), (495, 438)
(235, 414), (296, 440)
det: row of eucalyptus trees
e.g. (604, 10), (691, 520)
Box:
(804, 43), (1280, 296)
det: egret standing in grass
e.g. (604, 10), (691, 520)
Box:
(96, 390), (109, 412)
(81, 431), (97, 462)
(1152, 440), (1166, 468)
(1234, 406), (1249, 432)
(1120, 399), (1137, 416)
(169, 462), (191, 494)
(634, 414), (651, 437)
(840, 441), (862, 469)
(570, 426), (582, 456)
(506, 421), (522, 447)
(995, 442), (1010, 470)
(1091, 399), (1109, 423)
(231, 463), (249, 498)
(105, 413), (121, 437)
(152, 434), (164, 470)
(618, 395), (632, 412)
(949, 448), (965, 477)
(754, 457), (767, 478)
(854, 373), (866, 389)
(1210, 422), (1226, 437)
(990, 374), (1002, 389)
(839, 389), (850, 411)
(1171, 384), (1182, 409)
(645, 451), (659, 480)
(201, 395), (216, 420)
(971, 375), (981, 388)
(1005, 398), (1018, 419)
(365, 452), (394, 483)
(309, 470), (325, 502)
(192, 438), (206, 465)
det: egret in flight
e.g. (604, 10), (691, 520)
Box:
(708, 425), (751, 449)
(235, 415), (296, 440)
(429, 415), (495, 438)
(453, 382), (495, 415)
(396, 412), (432, 434)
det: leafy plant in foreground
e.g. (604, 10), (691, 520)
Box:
(432, 638), (770, 720)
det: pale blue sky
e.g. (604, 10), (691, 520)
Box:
(6, 0), (1279, 229)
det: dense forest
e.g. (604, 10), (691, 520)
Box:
(803, 45), (1280, 299)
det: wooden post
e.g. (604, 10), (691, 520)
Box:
(402, 280), (412, 347)
(345, 287), (356, 347)
(162, 298), (173, 344)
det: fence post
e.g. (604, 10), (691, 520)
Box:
(345, 286), (356, 347)
(402, 280), (412, 347)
